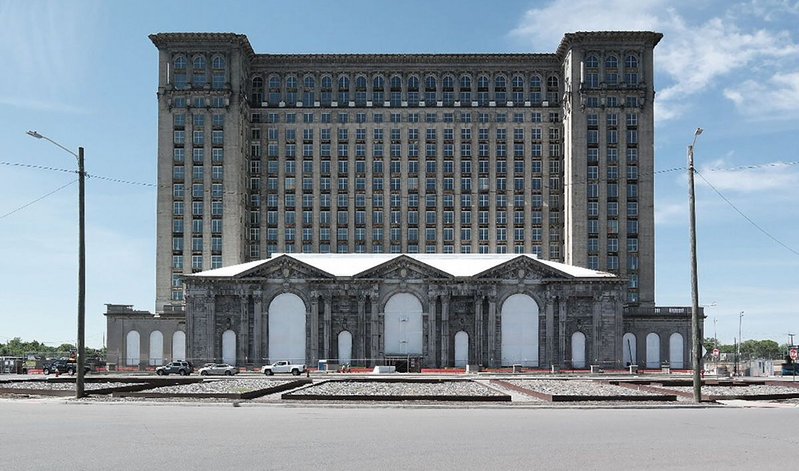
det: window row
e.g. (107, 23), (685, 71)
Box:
(253, 110), (559, 124)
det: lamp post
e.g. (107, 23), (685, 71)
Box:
(688, 127), (703, 402)
(26, 131), (86, 399)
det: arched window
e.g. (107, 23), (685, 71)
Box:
(477, 75), (489, 105)
(646, 333), (660, 368)
(407, 76), (420, 105)
(625, 54), (639, 68)
(251, 77), (264, 104)
(125, 330), (140, 366)
(268, 75), (281, 105)
(321, 76), (333, 105)
(304, 75), (316, 89)
(442, 75), (455, 105)
(424, 75), (437, 105)
(390, 75), (403, 106)
(494, 75), (507, 104)
(384, 293), (423, 355)
(192, 55), (206, 70)
(459, 75), (472, 103)
(149, 331), (164, 366)
(500, 293), (539, 367)
(355, 76), (367, 105)
(172, 331), (186, 361)
(338, 331), (353, 365)
(605, 55), (618, 68)
(174, 55), (187, 70)
(211, 56), (225, 69)
(268, 293), (307, 363)
(546, 76), (559, 103)
(211, 55), (226, 89)
(173, 55), (188, 89)
(407, 76), (419, 90)
(511, 75), (524, 103)
(669, 333), (684, 369)
(337, 75), (350, 104)
(355, 76), (367, 90)
(530, 75), (542, 104)
(285, 75), (298, 104)
(571, 331), (586, 368)
(192, 55), (207, 88)
(585, 54), (599, 68)
(372, 75), (385, 103)
(622, 332), (637, 366)
(321, 76), (333, 90)
(303, 75), (316, 105)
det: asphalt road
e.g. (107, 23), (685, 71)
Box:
(2, 399), (798, 470)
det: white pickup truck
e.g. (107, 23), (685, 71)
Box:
(261, 360), (307, 376)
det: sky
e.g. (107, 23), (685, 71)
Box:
(0, 0), (797, 349)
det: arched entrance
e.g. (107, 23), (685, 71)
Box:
(669, 333), (684, 369)
(172, 331), (186, 361)
(338, 330), (353, 365)
(622, 333), (637, 366)
(571, 331), (586, 368)
(500, 294), (539, 366)
(646, 333), (660, 368)
(384, 293), (423, 355)
(454, 331), (469, 367)
(268, 293), (307, 363)
(149, 331), (164, 366)
(222, 330), (236, 365)
(126, 330), (140, 366)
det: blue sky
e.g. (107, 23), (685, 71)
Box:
(1, 0), (797, 349)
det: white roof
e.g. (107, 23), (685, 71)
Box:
(189, 253), (615, 279)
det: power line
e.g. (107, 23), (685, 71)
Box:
(0, 180), (78, 220)
(695, 170), (799, 257)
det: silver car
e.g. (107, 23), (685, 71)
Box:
(198, 363), (239, 376)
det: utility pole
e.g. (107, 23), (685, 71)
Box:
(687, 127), (703, 402)
(738, 311), (744, 375)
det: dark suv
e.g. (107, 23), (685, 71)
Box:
(43, 359), (91, 376)
(155, 361), (193, 376)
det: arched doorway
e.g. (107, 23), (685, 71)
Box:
(571, 331), (587, 368)
(500, 294), (539, 366)
(669, 333), (684, 369)
(622, 333), (637, 366)
(126, 330), (140, 366)
(222, 330), (236, 365)
(149, 331), (164, 366)
(384, 293), (423, 355)
(454, 331), (469, 367)
(172, 331), (186, 361)
(646, 333), (660, 368)
(338, 330), (353, 365)
(268, 293), (306, 363)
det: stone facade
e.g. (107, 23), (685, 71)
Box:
(150, 31), (662, 312)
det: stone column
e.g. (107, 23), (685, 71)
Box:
(545, 300), (555, 367)
(440, 294), (450, 367)
(427, 291), (438, 367)
(239, 292), (249, 365)
(475, 294), (484, 365)
(323, 295), (332, 360)
(558, 298), (567, 367)
(592, 297), (601, 365)
(357, 294), (366, 363)
(310, 291), (319, 364)
(207, 296), (216, 362)
(370, 291), (379, 365)
(252, 290), (262, 365)
(487, 296), (497, 367)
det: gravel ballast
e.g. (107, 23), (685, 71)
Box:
(503, 380), (662, 396)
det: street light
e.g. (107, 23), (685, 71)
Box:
(26, 130), (86, 399)
(688, 127), (703, 402)
(737, 311), (744, 375)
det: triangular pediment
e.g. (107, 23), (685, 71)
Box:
(354, 254), (452, 280)
(237, 254), (334, 280)
(473, 255), (569, 281)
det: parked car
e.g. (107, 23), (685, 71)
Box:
(198, 363), (239, 376)
(43, 358), (91, 376)
(261, 360), (307, 376)
(155, 360), (193, 376)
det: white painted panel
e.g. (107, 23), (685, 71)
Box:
(268, 293), (307, 363)
(454, 331), (469, 367)
(384, 293), (423, 355)
(500, 294), (539, 366)
(172, 331), (186, 361)
(149, 331), (164, 366)
(338, 331), (353, 364)
(669, 333), (684, 369)
(571, 331), (586, 368)
(126, 330), (140, 366)
(646, 333), (660, 368)
(222, 329), (236, 365)
(622, 333), (637, 366)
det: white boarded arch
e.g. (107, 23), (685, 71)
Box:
(172, 331), (186, 361)
(669, 333), (685, 369)
(125, 330), (140, 366)
(384, 293), (423, 355)
(646, 333), (661, 368)
(501, 294), (539, 367)
(571, 332), (587, 368)
(222, 329), (236, 365)
(622, 333), (637, 366)
(338, 331), (353, 365)
(454, 331), (469, 367)
(149, 331), (164, 366)
(268, 293), (307, 363)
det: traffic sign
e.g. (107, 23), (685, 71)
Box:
(790, 348), (798, 360)
(712, 348), (720, 358)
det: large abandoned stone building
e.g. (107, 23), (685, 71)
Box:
(106, 30), (696, 371)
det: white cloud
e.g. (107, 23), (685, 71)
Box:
(509, 0), (799, 121)
(655, 201), (685, 225)
(723, 72), (799, 119)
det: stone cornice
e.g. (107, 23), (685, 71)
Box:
(149, 32), (255, 58)
(556, 31), (663, 58)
